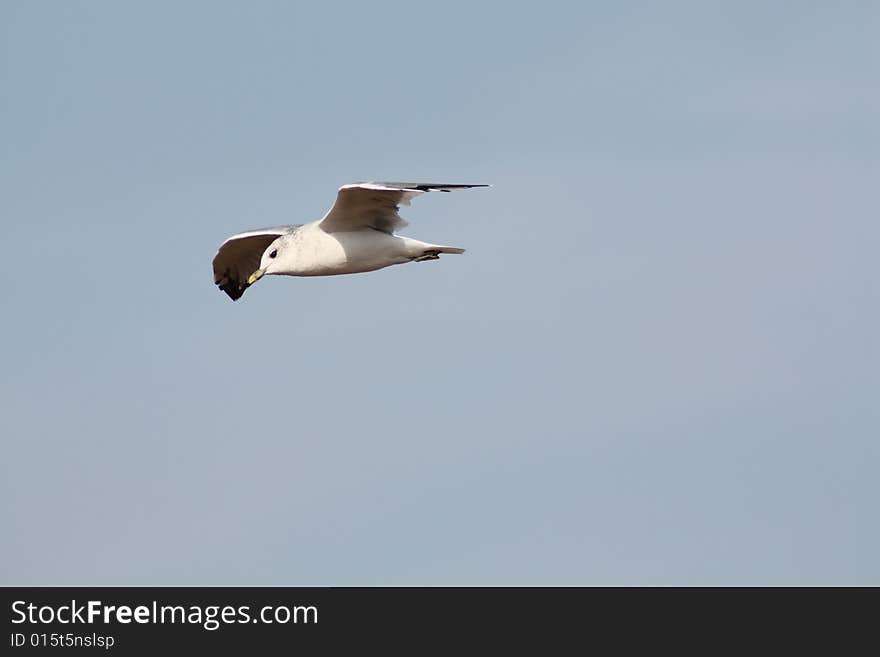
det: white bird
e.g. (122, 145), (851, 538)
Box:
(212, 181), (488, 300)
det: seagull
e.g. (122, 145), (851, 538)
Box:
(212, 181), (488, 300)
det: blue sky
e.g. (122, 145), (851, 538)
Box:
(1, 1), (877, 584)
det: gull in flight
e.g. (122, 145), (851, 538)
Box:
(212, 181), (488, 300)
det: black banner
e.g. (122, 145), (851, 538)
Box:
(1, 587), (873, 652)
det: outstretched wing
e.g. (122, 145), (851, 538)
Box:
(212, 226), (297, 300)
(318, 182), (488, 234)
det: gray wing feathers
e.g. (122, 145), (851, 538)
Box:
(318, 182), (489, 234)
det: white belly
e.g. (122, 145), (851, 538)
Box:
(287, 225), (413, 276)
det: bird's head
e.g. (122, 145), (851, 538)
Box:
(248, 237), (286, 284)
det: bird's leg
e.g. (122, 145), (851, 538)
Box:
(413, 250), (441, 262)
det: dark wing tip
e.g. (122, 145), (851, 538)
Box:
(222, 285), (245, 301)
(408, 183), (490, 192)
(361, 182), (490, 192)
(215, 273), (248, 301)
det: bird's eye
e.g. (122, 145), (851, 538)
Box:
(269, 250), (277, 258)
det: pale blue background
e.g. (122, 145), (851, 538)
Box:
(2, 1), (877, 584)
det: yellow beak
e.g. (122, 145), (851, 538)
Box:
(247, 269), (265, 285)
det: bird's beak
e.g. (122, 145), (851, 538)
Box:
(248, 269), (265, 285)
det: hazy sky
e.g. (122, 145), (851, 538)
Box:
(2, 1), (877, 585)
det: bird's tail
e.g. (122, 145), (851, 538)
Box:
(429, 245), (465, 254)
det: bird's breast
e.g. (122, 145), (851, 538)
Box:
(283, 226), (407, 276)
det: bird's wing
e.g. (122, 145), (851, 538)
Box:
(318, 182), (489, 234)
(212, 226), (297, 300)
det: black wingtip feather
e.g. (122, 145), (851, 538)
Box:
(217, 277), (248, 301)
(369, 182), (490, 192)
(411, 183), (490, 191)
